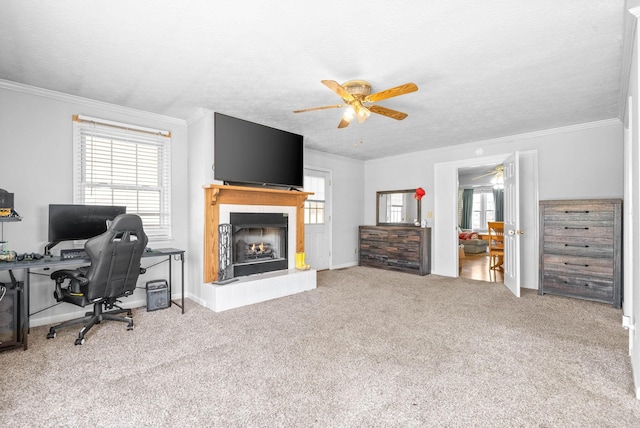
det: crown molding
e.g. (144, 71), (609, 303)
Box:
(365, 118), (622, 163)
(618, 6), (640, 120)
(185, 108), (214, 126)
(0, 78), (187, 127)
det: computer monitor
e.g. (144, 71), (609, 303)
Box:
(45, 204), (126, 255)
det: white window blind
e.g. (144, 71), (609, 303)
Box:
(72, 115), (172, 241)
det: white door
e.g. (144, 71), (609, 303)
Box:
(503, 151), (521, 297)
(303, 169), (331, 270)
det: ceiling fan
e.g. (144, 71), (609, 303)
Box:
(293, 80), (418, 129)
(473, 165), (504, 182)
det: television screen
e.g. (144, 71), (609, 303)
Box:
(214, 112), (304, 188)
(48, 204), (127, 244)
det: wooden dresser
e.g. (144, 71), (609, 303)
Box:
(359, 226), (431, 275)
(538, 199), (622, 308)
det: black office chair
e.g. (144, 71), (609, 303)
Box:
(47, 214), (148, 345)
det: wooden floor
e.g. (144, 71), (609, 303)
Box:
(459, 252), (504, 283)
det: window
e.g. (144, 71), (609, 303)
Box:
(387, 193), (404, 223)
(303, 175), (325, 224)
(72, 115), (172, 240)
(471, 189), (495, 231)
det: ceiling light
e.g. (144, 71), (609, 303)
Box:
(356, 106), (371, 124)
(343, 105), (356, 121)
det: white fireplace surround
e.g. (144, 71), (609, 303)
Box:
(204, 203), (317, 312)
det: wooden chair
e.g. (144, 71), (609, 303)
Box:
(487, 221), (504, 270)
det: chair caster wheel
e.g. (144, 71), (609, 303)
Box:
(47, 331), (56, 339)
(127, 324), (134, 331)
(75, 338), (85, 345)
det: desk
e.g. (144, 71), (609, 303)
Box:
(0, 247), (184, 351)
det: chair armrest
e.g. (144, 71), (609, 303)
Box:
(51, 269), (86, 282)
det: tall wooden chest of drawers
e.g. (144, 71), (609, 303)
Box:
(359, 226), (431, 275)
(538, 199), (622, 308)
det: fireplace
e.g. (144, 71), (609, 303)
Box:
(203, 185), (316, 312)
(228, 212), (288, 278)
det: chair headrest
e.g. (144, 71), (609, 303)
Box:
(108, 214), (144, 232)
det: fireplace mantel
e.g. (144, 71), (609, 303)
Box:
(203, 184), (312, 282)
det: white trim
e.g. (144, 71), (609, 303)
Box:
(186, 108), (213, 126)
(619, 7), (640, 120)
(0, 78), (186, 126)
(76, 114), (170, 136)
(366, 119), (621, 165)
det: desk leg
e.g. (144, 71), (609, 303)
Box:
(180, 253), (184, 314)
(169, 253), (185, 314)
(22, 268), (29, 351)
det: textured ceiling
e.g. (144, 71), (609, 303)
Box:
(0, 1), (626, 160)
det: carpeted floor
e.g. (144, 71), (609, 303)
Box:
(1, 266), (639, 427)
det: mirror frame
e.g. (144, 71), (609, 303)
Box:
(376, 189), (421, 226)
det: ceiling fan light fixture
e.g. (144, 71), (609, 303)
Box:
(343, 105), (356, 121)
(356, 105), (371, 123)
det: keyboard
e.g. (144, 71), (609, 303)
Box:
(60, 249), (88, 260)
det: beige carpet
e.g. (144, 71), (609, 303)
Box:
(1, 267), (639, 427)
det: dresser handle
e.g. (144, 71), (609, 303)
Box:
(564, 244), (589, 248)
(564, 227), (589, 230)
(563, 280), (591, 287)
(564, 262), (589, 267)
(564, 210), (590, 214)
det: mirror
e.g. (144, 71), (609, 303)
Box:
(377, 189), (421, 226)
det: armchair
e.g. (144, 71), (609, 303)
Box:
(47, 214), (148, 345)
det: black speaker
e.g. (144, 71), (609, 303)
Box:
(146, 280), (170, 312)
(0, 284), (19, 349)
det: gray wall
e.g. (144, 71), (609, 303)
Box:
(363, 119), (623, 226)
(0, 82), (190, 327)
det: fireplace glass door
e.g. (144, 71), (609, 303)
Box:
(230, 212), (288, 277)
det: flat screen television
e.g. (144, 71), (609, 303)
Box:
(214, 112), (304, 188)
(46, 204), (127, 253)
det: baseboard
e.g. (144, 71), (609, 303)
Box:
(331, 261), (358, 270)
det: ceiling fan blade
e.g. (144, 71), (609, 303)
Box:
(472, 172), (496, 180)
(338, 115), (353, 129)
(321, 80), (355, 102)
(293, 104), (345, 113)
(368, 105), (408, 121)
(364, 83), (418, 103)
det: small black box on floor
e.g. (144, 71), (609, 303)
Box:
(146, 279), (170, 312)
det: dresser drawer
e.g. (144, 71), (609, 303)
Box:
(542, 254), (613, 278)
(360, 228), (388, 242)
(360, 253), (388, 269)
(360, 239), (388, 254)
(387, 258), (421, 273)
(543, 204), (614, 222)
(541, 240), (613, 258)
(541, 224), (613, 240)
(541, 272), (614, 303)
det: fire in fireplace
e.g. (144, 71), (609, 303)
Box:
(228, 212), (288, 278)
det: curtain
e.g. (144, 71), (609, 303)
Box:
(493, 188), (504, 222)
(461, 189), (474, 229)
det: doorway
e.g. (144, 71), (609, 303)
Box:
(433, 151), (538, 292)
(303, 168), (331, 270)
(458, 163), (504, 283)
